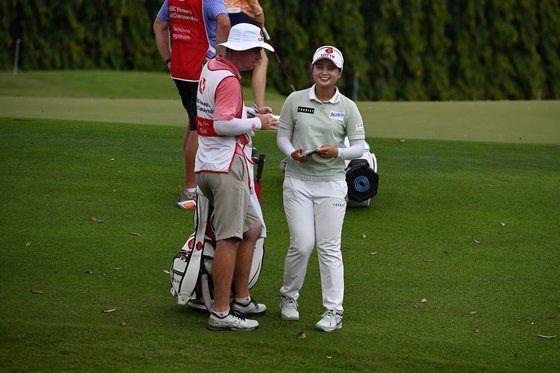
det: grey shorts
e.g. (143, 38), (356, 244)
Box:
(196, 154), (261, 240)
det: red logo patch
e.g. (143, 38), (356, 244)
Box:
(199, 78), (206, 94)
(325, 47), (334, 54)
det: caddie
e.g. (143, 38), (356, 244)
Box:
(195, 23), (277, 332)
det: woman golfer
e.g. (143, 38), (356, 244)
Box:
(276, 46), (366, 332)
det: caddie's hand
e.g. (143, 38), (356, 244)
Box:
(257, 106), (273, 114)
(291, 149), (312, 163)
(258, 113), (279, 130)
(315, 145), (338, 159)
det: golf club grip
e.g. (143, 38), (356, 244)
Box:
(256, 154), (266, 182)
(262, 26), (271, 41)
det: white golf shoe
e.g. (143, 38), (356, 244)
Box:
(280, 295), (299, 320)
(207, 310), (259, 332)
(315, 310), (342, 332)
(231, 298), (267, 316)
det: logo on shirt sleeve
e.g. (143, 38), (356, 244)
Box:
(297, 106), (315, 114)
(356, 122), (364, 132)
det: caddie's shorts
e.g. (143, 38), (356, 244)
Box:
(173, 79), (198, 131)
(196, 154), (261, 240)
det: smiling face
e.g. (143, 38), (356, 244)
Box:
(312, 59), (342, 90)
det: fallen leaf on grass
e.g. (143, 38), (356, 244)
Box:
(421, 298), (428, 303)
(500, 222), (506, 227)
(113, 267), (121, 270)
(469, 311), (477, 315)
(297, 331), (306, 339)
(399, 139), (406, 143)
(474, 240), (481, 244)
(474, 329), (480, 333)
(25, 241), (31, 247)
(90, 216), (104, 223)
(423, 258), (434, 263)
(369, 252), (378, 256)
(163, 270), (170, 274)
(128, 232), (141, 236)
(103, 308), (117, 313)
(537, 334), (556, 339)
(362, 234), (367, 239)
(85, 271), (93, 274)
(120, 321), (127, 327)
(326, 356), (332, 359)
(30, 290), (45, 294)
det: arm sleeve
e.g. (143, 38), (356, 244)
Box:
(277, 126), (296, 157)
(214, 117), (262, 136)
(213, 76), (261, 136)
(337, 139), (365, 160)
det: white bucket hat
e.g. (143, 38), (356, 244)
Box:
(219, 23), (274, 52)
(311, 46), (344, 70)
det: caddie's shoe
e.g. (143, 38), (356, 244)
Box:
(231, 298), (267, 316)
(177, 191), (197, 209)
(280, 295), (299, 321)
(207, 310), (259, 332)
(315, 310), (342, 332)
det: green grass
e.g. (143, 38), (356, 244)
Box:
(0, 70), (559, 371)
(0, 70), (287, 102)
(1, 71), (559, 144)
(1, 117), (559, 371)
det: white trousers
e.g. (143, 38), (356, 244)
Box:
(280, 177), (347, 313)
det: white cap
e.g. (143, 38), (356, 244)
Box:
(219, 23), (274, 52)
(311, 46), (344, 70)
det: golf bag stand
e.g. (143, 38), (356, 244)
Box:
(170, 152), (266, 312)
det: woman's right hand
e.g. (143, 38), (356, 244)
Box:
(291, 149), (312, 163)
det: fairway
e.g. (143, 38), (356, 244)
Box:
(0, 71), (559, 371)
(1, 96), (559, 145)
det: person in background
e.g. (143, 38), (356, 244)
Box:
(153, 0), (230, 209)
(225, 0), (268, 108)
(195, 23), (277, 331)
(276, 46), (366, 332)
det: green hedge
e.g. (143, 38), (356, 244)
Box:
(2, 0), (559, 100)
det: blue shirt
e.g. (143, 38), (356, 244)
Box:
(157, 0), (227, 58)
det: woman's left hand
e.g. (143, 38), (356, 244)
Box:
(315, 145), (338, 159)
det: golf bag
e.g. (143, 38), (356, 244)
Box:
(345, 140), (379, 207)
(170, 153), (266, 311)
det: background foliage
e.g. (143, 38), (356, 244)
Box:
(1, 0), (559, 100)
